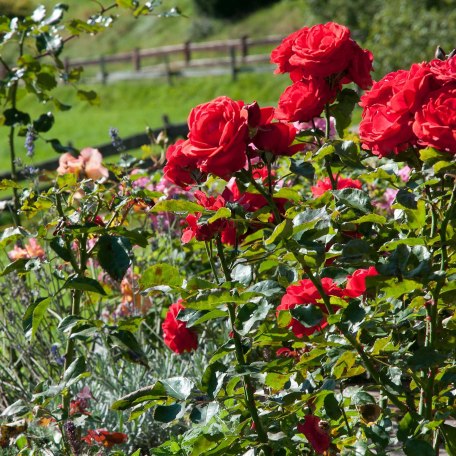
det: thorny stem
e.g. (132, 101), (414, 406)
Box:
(324, 104), (337, 190)
(422, 179), (456, 423)
(215, 238), (271, 454)
(289, 247), (408, 413)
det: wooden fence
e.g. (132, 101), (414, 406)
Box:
(0, 119), (189, 183)
(63, 35), (283, 83)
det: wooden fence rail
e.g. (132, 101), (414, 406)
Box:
(0, 121), (189, 183)
(63, 35), (283, 83)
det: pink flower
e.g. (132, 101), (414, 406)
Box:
(8, 238), (45, 261)
(57, 148), (108, 180)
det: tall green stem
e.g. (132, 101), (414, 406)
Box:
(215, 238), (271, 454)
(324, 104), (337, 190)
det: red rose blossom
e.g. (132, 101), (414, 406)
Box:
(275, 78), (335, 122)
(297, 415), (331, 455)
(181, 191), (236, 245)
(413, 86), (456, 153)
(277, 278), (343, 338)
(271, 22), (373, 89)
(359, 63), (436, 156)
(252, 122), (303, 156)
(162, 300), (198, 354)
(164, 139), (204, 189)
(429, 56), (456, 84)
(82, 429), (128, 448)
(345, 266), (379, 298)
(311, 175), (362, 197)
(186, 96), (249, 179)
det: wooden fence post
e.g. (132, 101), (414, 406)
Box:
(184, 41), (191, 66)
(163, 54), (173, 86)
(100, 56), (108, 85)
(230, 46), (237, 81)
(133, 48), (141, 71)
(240, 35), (248, 63)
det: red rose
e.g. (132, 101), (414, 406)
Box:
(83, 429), (128, 448)
(345, 266), (379, 298)
(187, 96), (248, 179)
(270, 29), (304, 74)
(311, 175), (362, 197)
(162, 300), (198, 354)
(289, 22), (353, 78)
(271, 22), (373, 90)
(275, 78), (335, 122)
(359, 63), (435, 156)
(413, 86), (456, 153)
(252, 122), (303, 157)
(346, 44), (374, 90)
(277, 278), (343, 338)
(164, 139), (203, 189)
(297, 415), (331, 455)
(429, 56), (456, 85)
(181, 191), (236, 245)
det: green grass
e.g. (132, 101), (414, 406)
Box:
(2, 71), (290, 172)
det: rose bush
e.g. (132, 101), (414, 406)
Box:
(0, 9), (455, 456)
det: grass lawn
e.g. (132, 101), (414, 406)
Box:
(1, 71), (290, 173)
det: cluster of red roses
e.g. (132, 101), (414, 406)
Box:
(82, 429), (128, 448)
(164, 99), (303, 187)
(271, 21), (374, 121)
(277, 267), (378, 338)
(161, 267), (378, 354)
(359, 56), (456, 156)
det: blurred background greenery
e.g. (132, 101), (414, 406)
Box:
(0, 0), (454, 170)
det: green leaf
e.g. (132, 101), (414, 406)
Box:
(1, 258), (29, 276)
(22, 297), (51, 340)
(333, 188), (373, 214)
(33, 112), (54, 133)
(178, 309), (227, 328)
(161, 377), (195, 401)
(382, 278), (422, 299)
(151, 200), (204, 214)
(111, 330), (148, 367)
(407, 347), (447, 371)
(50, 237), (72, 262)
(290, 305), (324, 328)
(63, 276), (106, 295)
(97, 235), (132, 281)
(404, 439), (434, 456)
(380, 238), (425, 252)
(3, 108), (31, 127)
(0, 179), (21, 190)
(0, 227), (29, 247)
(265, 219), (293, 245)
(185, 289), (253, 310)
(48, 139), (78, 154)
(231, 263), (253, 285)
(290, 159), (314, 179)
(441, 424), (456, 456)
(330, 88), (360, 136)
(140, 263), (183, 289)
(154, 403), (183, 423)
(202, 361), (227, 399)
(333, 140), (364, 168)
(324, 393), (342, 420)
(396, 189), (418, 209)
(190, 402), (220, 425)
(76, 89), (100, 105)
(207, 207), (231, 223)
(352, 391), (376, 406)
(112, 383), (168, 410)
(63, 356), (87, 386)
(351, 214), (387, 225)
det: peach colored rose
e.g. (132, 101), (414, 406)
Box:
(57, 148), (108, 180)
(8, 238), (45, 261)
